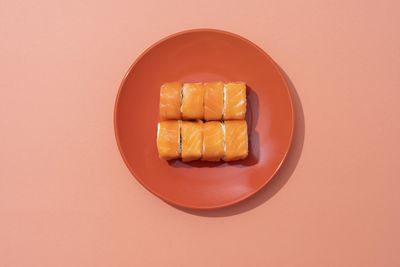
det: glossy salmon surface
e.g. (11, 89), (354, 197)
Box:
(156, 121), (181, 159)
(159, 82), (182, 120)
(181, 121), (203, 162)
(181, 83), (204, 120)
(203, 82), (224, 121)
(202, 121), (224, 161)
(223, 120), (248, 161)
(224, 82), (246, 120)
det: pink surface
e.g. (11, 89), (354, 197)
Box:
(1, 0), (400, 266)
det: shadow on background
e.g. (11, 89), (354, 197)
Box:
(175, 67), (305, 217)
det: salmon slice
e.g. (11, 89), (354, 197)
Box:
(223, 120), (248, 161)
(181, 83), (204, 120)
(202, 121), (225, 161)
(224, 82), (246, 120)
(181, 121), (203, 162)
(159, 82), (182, 120)
(203, 82), (224, 121)
(156, 121), (181, 160)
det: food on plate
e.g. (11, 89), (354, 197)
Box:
(181, 83), (204, 120)
(159, 82), (182, 120)
(223, 82), (247, 120)
(203, 82), (224, 121)
(181, 121), (203, 162)
(160, 81), (247, 121)
(156, 120), (248, 162)
(202, 121), (225, 161)
(157, 81), (248, 162)
(223, 120), (248, 161)
(156, 120), (181, 159)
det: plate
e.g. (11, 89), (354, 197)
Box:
(114, 29), (294, 209)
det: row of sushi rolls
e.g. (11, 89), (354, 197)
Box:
(157, 81), (248, 162)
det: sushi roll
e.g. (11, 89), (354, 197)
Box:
(202, 121), (225, 161)
(159, 82), (182, 120)
(203, 82), (224, 121)
(181, 83), (204, 120)
(223, 120), (248, 161)
(181, 121), (203, 162)
(223, 82), (247, 120)
(156, 121), (181, 160)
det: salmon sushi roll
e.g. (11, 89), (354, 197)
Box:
(156, 121), (181, 160)
(202, 121), (225, 161)
(159, 82), (182, 120)
(181, 83), (204, 120)
(223, 120), (248, 161)
(224, 82), (247, 120)
(203, 82), (224, 121)
(181, 121), (203, 162)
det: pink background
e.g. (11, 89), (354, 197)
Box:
(1, 0), (400, 266)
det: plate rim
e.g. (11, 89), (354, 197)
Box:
(114, 28), (295, 210)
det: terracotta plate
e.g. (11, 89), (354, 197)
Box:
(114, 29), (294, 209)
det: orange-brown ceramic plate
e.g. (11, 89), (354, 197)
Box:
(114, 29), (294, 209)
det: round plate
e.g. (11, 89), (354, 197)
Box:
(114, 29), (294, 209)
